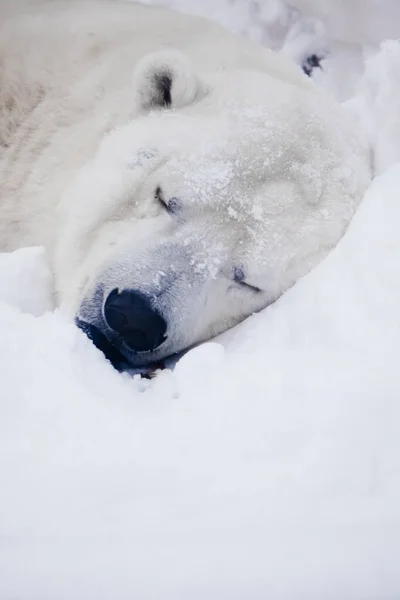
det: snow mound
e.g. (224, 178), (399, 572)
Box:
(1, 165), (400, 599)
(0, 246), (52, 316)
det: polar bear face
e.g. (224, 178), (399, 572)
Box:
(56, 54), (369, 370)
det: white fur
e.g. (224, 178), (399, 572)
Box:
(0, 0), (371, 367)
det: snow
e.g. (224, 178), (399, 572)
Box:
(2, 2), (400, 599)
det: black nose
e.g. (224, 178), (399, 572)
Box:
(104, 288), (167, 353)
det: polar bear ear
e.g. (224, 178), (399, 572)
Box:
(133, 50), (207, 110)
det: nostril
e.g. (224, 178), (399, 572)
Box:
(105, 300), (130, 334)
(104, 288), (167, 353)
(124, 329), (150, 352)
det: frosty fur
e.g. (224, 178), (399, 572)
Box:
(0, 0), (370, 367)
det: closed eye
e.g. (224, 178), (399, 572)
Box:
(155, 186), (180, 214)
(233, 266), (262, 293)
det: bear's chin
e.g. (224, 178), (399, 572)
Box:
(76, 318), (166, 375)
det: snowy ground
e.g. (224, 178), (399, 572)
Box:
(2, 3), (400, 600)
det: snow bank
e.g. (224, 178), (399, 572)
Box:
(1, 164), (400, 599)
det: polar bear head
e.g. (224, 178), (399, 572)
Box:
(55, 51), (369, 370)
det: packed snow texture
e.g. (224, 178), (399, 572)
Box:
(2, 3), (400, 600)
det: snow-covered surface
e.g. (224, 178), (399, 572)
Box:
(2, 2), (400, 599)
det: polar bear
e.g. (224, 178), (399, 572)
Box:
(0, 0), (370, 370)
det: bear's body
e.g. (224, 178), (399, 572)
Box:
(0, 0), (308, 251)
(0, 0), (370, 369)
